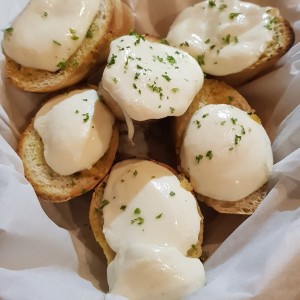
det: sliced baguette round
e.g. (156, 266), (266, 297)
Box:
(18, 97), (119, 202)
(4, 0), (134, 93)
(173, 79), (268, 215)
(211, 16), (295, 86)
(89, 159), (204, 263)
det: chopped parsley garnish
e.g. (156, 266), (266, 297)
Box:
(136, 64), (143, 70)
(160, 38), (169, 45)
(5, 27), (14, 33)
(231, 117), (237, 125)
(69, 28), (79, 40)
(220, 120), (226, 126)
(206, 150), (213, 160)
(134, 72), (140, 80)
(235, 135), (242, 145)
(100, 199), (109, 209)
(131, 217), (144, 225)
(202, 113), (209, 118)
(264, 17), (278, 30)
(86, 27), (93, 38)
(148, 81), (163, 99)
(204, 38), (210, 44)
(170, 107), (175, 113)
(107, 54), (117, 67)
(219, 3), (227, 10)
(194, 120), (201, 128)
(56, 60), (67, 70)
(112, 77), (118, 83)
(162, 74), (171, 81)
(208, 0), (216, 8)
(156, 213), (163, 219)
(241, 125), (246, 135)
(229, 12), (241, 20)
(133, 170), (138, 176)
(195, 154), (203, 164)
(75, 109), (79, 114)
(210, 45), (216, 50)
(120, 205), (127, 211)
(82, 113), (89, 122)
(133, 83), (137, 89)
(171, 88), (179, 93)
(167, 55), (176, 65)
(191, 244), (197, 250)
(229, 147), (234, 151)
(82, 98), (88, 101)
(42, 11), (48, 17)
(53, 40), (61, 46)
(222, 34), (231, 44)
(228, 96), (235, 102)
(180, 41), (190, 47)
(129, 30), (145, 45)
(134, 208), (141, 215)
(197, 54), (205, 66)
(169, 191), (176, 197)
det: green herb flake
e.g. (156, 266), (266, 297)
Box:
(82, 98), (88, 101)
(194, 120), (201, 128)
(229, 147), (234, 151)
(169, 191), (176, 197)
(222, 34), (231, 44)
(120, 205), (127, 211)
(82, 113), (89, 122)
(231, 117), (237, 125)
(53, 40), (61, 46)
(112, 77), (118, 83)
(69, 28), (79, 40)
(167, 55), (176, 65)
(234, 36), (239, 43)
(100, 199), (110, 209)
(129, 30), (146, 45)
(56, 60), (67, 70)
(133, 83), (137, 89)
(235, 135), (242, 145)
(107, 54), (117, 67)
(131, 217), (144, 225)
(210, 44), (216, 50)
(180, 41), (190, 47)
(170, 107), (175, 113)
(162, 74), (171, 81)
(208, 0), (216, 8)
(42, 11), (48, 18)
(206, 150), (213, 160)
(241, 125), (246, 135)
(197, 54), (205, 66)
(229, 12), (241, 20)
(219, 3), (228, 10)
(228, 96), (235, 103)
(171, 87), (179, 93)
(202, 113), (209, 118)
(160, 38), (169, 45)
(191, 244), (197, 251)
(133, 170), (138, 176)
(75, 109), (79, 114)
(156, 213), (163, 219)
(5, 27), (14, 33)
(86, 27), (93, 38)
(134, 208), (141, 215)
(195, 154), (203, 164)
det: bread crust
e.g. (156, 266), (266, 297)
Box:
(89, 159), (204, 263)
(17, 87), (119, 202)
(173, 79), (268, 215)
(4, 0), (134, 93)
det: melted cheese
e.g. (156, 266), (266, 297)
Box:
(2, 0), (100, 72)
(34, 89), (115, 176)
(102, 160), (205, 299)
(167, 0), (278, 76)
(102, 34), (204, 121)
(181, 104), (273, 201)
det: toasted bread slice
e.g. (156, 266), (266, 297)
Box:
(18, 121), (119, 203)
(173, 79), (268, 215)
(213, 16), (295, 86)
(89, 160), (204, 263)
(4, 0), (134, 93)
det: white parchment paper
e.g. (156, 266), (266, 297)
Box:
(0, 1), (300, 299)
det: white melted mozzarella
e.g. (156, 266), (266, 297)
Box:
(167, 0), (278, 76)
(2, 0), (100, 72)
(108, 243), (205, 300)
(102, 160), (205, 299)
(181, 104), (273, 201)
(102, 160), (200, 254)
(102, 35), (204, 121)
(34, 89), (115, 176)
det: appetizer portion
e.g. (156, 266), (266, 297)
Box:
(2, 0), (134, 92)
(166, 0), (294, 85)
(100, 33), (204, 124)
(174, 79), (273, 214)
(90, 159), (205, 299)
(18, 88), (119, 202)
